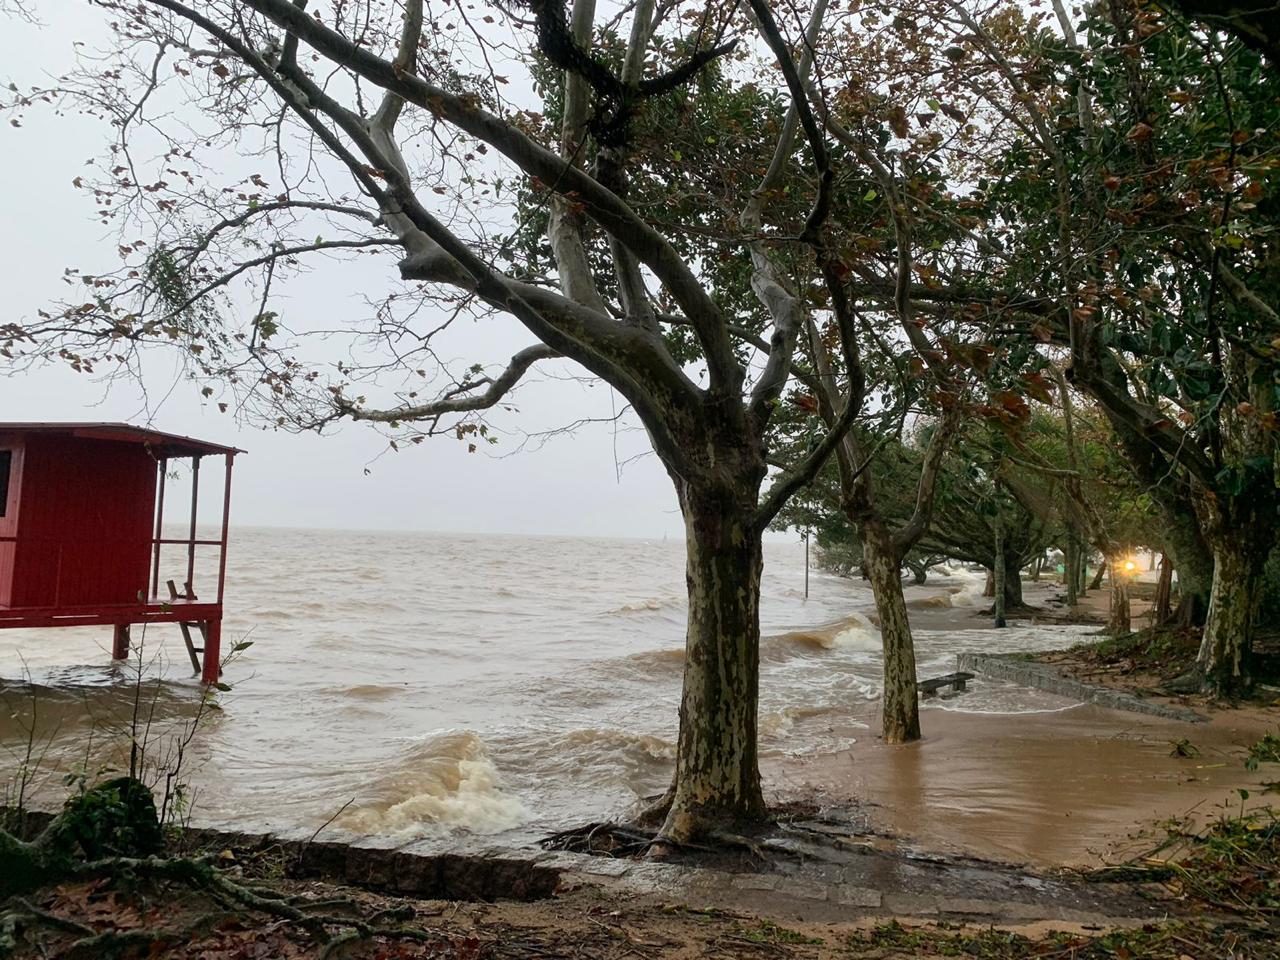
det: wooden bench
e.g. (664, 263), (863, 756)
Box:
(917, 672), (975, 698)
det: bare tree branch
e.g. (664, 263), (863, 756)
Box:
(344, 343), (558, 420)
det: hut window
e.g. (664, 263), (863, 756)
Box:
(0, 450), (9, 517)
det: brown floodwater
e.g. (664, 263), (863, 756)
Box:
(781, 702), (1276, 867)
(0, 528), (1270, 869)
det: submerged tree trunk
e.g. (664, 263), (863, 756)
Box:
(1196, 538), (1265, 696)
(863, 520), (920, 744)
(657, 486), (767, 843)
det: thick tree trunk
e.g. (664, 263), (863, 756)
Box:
(1166, 533), (1212, 624)
(1152, 554), (1173, 625)
(863, 520), (920, 744)
(1197, 538), (1265, 695)
(658, 489), (767, 843)
(1106, 559), (1131, 635)
(983, 568), (995, 598)
(993, 530), (1007, 628)
(1004, 567), (1023, 609)
(1090, 559), (1107, 591)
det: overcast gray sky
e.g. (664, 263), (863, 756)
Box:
(0, 4), (711, 539)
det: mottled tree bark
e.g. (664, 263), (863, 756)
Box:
(993, 530), (1007, 628)
(656, 479), (767, 843)
(863, 520), (919, 744)
(1197, 537), (1266, 695)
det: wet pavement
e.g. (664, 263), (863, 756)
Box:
(535, 816), (1168, 926)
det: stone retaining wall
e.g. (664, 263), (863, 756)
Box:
(957, 653), (1204, 723)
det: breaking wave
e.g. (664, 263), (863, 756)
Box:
(558, 727), (676, 761)
(764, 612), (880, 656)
(621, 647), (685, 672)
(606, 596), (683, 616)
(339, 731), (529, 836)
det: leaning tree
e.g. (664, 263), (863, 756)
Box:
(0, 0), (910, 842)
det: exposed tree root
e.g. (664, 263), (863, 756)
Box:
(4, 854), (451, 958)
(542, 820), (666, 857)
(1, 779), (450, 958)
(630, 789), (674, 828)
(541, 814), (786, 868)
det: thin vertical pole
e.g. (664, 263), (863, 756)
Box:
(186, 456), (201, 596)
(151, 459), (167, 598)
(804, 530), (810, 600)
(216, 453), (234, 605)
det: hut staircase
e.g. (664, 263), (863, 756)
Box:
(167, 579), (212, 677)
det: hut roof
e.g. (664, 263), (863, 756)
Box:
(0, 422), (243, 459)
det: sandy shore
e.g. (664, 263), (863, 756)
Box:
(771, 574), (1278, 869)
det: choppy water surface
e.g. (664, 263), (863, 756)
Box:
(0, 529), (1085, 842)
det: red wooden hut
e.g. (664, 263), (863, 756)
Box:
(0, 423), (241, 683)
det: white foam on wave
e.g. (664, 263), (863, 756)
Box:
(827, 611), (880, 651)
(607, 596), (682, 615)
(340, 730), (529, 836)
(945, 568), (989, 608)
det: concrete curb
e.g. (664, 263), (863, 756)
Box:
(958, 653), (1205, 723)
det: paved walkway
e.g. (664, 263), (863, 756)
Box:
(959, 653), (1204, 722)
(538, 825), (1165, 926)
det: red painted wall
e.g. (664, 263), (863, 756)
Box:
(0, 435), (156, 608)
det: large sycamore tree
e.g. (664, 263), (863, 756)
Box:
(0, 0), (917, 842)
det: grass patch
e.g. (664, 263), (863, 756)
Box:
(1155, 808), (1279, 921)
(732, 919), (823, 945)
(1062, 626), (1201, 679)
(1245, 731), (1280, 772)
(848, 810), (1280, 958)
